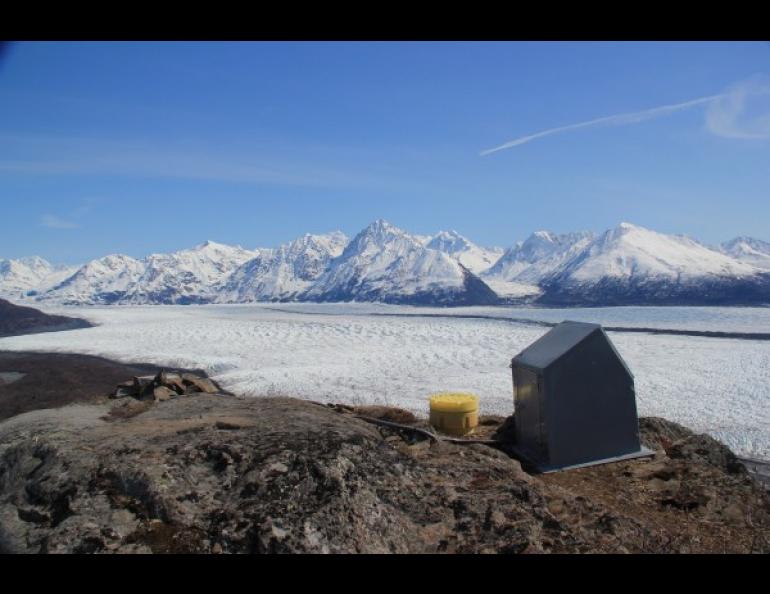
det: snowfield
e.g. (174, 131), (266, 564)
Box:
(1, 304), (768, 460)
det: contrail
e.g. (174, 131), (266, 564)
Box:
(480, 94), (723, 156)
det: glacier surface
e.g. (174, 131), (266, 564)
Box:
(1, 303), (768, 460)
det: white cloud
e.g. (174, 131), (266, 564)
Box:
(481, 95), (721, 156)
(481, 74), (770, 156)
(705, 75), (770, 140)
(0, 135), (421, 192)
(41, 214), (79, 229)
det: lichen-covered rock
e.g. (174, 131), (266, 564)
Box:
(0, 397), (768, 554)
(665, 433), (747, 474)
(639, 416), (696, 450)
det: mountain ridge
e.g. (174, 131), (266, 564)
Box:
(2, 221), (769, 307)
(304, 220), (498, 305)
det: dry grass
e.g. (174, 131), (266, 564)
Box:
(353, 405), (418, 424)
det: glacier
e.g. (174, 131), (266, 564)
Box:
(1, 303), (768, 461)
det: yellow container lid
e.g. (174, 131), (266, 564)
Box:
(430, 393), (479, 413)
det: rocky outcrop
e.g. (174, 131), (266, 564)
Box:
(0, 394), (768, 554)
(109, 370), (226, 402)
(0, 353), (215, 423)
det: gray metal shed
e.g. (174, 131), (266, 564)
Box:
(511, 321), (651, 472)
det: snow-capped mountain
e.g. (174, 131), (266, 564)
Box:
(0, 257), (79, 300)
(123, 241), (258, 304)
(539, 223), (770, 305)
(481, 230), (594, 300)
(426, 230), (503, 275)
(38, 242), (258, 305)
(40, 254), (147, 305)
(4, 221), (770, 307)
(305, 220), (498, 305)
(220, 232), (348, 302)
(721, 237), (770, 271)
(485, 230), (594, 282)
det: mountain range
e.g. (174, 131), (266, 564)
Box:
(2, 220), (770, 307)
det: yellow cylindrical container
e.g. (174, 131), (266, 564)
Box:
(429, 393), (479, 436)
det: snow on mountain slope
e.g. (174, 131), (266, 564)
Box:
(426, 230), (503, 274)
(39, 254), (147, 305)
(122, 241), (258, 304)
(0, 258), (53, 298)
(479, 230), (593, 299)
(561, 223), (756, 282)
(0, 257), (79, 300)
(40, 264), (81, 291)
(305, 220), (498, 305)
(722, 236), (770, 271)
(220, 232), (348, 302)
(8, 222), (770, 308)
(481, 278), (543, 300)
(539, 223), (770, 305)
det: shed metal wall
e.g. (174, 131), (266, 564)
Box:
(543, 330), (641, 468)
(511, 322), (643, 471)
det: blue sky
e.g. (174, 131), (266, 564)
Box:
(1, 41), (769, 264)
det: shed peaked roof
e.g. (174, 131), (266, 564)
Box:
(513, 321), (603, 370)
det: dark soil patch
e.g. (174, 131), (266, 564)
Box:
(0, 298), (91, 338)
(125, 521), (208, 554)
(0, 351), (208, 422)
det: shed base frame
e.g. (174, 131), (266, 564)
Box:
(513, 446), (655, 474)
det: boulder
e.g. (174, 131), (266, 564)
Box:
(155, 371), (187, 394)
(109, 371), (221, 402)
(132, 376), (156, 399)
(168, 379), (188, 395)
(111, 380), (139, 399)
(181, 374), (219, 394)
(153, 386), (176, 402)
(112, 387), (136, 400)
(156, 370), (182, 385)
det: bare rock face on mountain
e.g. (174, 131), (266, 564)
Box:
(0, 395), (767, 554)
(0, 298), (91, 338)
